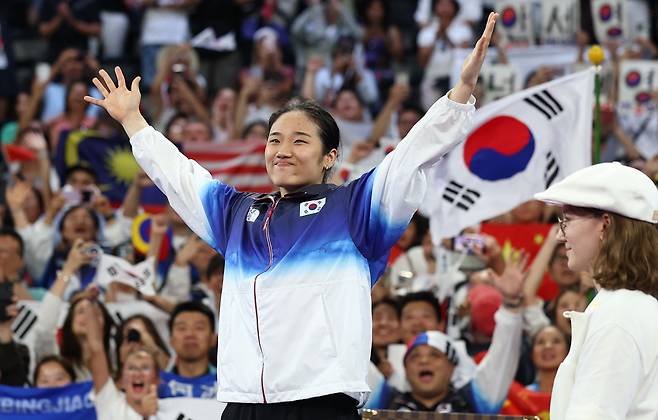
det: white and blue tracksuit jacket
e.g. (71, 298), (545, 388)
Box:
(130, 93), (475, 405)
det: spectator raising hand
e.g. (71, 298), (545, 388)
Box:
(490, 251), (530, 311)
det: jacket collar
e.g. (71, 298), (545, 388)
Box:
(253, 183), (337, 203)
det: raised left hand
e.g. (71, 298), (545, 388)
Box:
(451, 12), (497, 103)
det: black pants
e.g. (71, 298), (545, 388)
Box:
(221, 393), (361, 420)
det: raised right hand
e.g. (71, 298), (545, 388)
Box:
(84, 67), (141, 125)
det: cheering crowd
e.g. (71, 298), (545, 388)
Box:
(0, 0), (657, 418)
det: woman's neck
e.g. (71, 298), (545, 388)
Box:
(536, 369), (557, 393)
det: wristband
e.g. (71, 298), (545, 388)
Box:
(502, 295), (523, 309)
(56, 270), (71, 283)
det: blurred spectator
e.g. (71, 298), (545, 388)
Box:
(233, 73), (287, 140)
(0, 229), (34, 298)
(330, 88), (373, 152)
(167, 301), (216, 377)
(83, 299), (160, 419)
(182, 117), (213, 144)
(0, 278), (30, 386)
(550, 289), (586, 337)
(291, 0), (363, 76)
(310, 35), (379, 108)
(191, 253), (224, 318)
(39, 49), (102, 124)
(33, 355), (76, 387)
(115, 314), (171, 372)
(528, 325), (568, 393)
(371, 298), (401, 378)
(241, 120), (268, 142)
(210, 88), (236, 142)
(189, 0), (243, 92)
(357, 0), (403, 92)
(243, 28), (294, 98)
(417, 0), (473, 110)
(47, 80), (96, 150)
(129, 0), (199, 88)
(390, 231), (436, 294)
(150, 45), (208, 130)
(34, 287), (115, 381)
(37, 0), (101, 61)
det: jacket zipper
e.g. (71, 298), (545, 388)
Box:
(253, 196), (280, 403)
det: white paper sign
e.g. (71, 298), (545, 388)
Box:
(96, 255), (157, 296)
(480, 63), (521, 104)
(618, 60), (658, 106)
(591, 0), (625, 43)
(496, 0), (534, 46)
(156, 397), (226, 419)
(540, 0), (579, 45)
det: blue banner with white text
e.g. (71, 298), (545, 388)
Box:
(0, 381), (97, 419)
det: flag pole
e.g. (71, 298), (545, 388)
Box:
(588, 45), (605, 164)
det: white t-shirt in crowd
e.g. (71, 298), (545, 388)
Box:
(91, 380), (149, 420)
(141, 7), (189, 46)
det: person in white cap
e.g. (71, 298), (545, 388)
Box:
(534, 161), (658, 420)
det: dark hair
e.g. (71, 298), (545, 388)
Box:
(268, 100), (340, 156)
(548, 288), (582, 324)
(64, 80), (89, 114)
(333, 87), (365, 108)
(242, 120), (268, 139)
(372, 297), (400, 318)
(169, 301), (216, 333)
(65, 165), (98, 184)
(60, 298), (114, 369)
(399, 103), (424, 119)
(432, 0), (461, 16)
(357, 0), (391, 27)
(34, 355), (77, 385)
(115, 314), (171, 370)
(531, 324), (570, 360)
(399, 291), (442, 323)
(0, 228), (24, 257)
(58, 205), (101, 238)
(164, 112), (188, 136)
(206, 254), (225, 279)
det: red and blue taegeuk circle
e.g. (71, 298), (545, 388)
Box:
(599, 4), (612, 21)
(502, 7), (517, 27)
(308, 203), (318, 210)
(626, 71), (641, 87)
(607, 27), (622, 37)
(463, 116), (535, 181)
(635, 92), (652, 103)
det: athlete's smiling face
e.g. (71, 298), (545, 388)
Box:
(265, 110), (337, 196)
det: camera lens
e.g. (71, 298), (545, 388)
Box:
(126, 329), (141, 343)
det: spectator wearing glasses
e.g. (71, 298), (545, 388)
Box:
(535, 162), (658, 419)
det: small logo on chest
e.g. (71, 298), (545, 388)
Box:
(299, 198), (326, 216)
(246, 207), (260, 222)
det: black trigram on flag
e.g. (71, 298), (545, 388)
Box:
(524, 89), (564, 120)
(176, 414), (193, 420)
(442, 180), (481, 211)
(12, 303), (38, 341)
(544, 150), (560, 188)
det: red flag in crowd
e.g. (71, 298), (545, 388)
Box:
(480, 223), (559, 301)
(501, 381), (551, 419)
(183, 140), (273, 194)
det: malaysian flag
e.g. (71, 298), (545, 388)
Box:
(183, 140), (273, 193)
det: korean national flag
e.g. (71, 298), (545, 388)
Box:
(424, 69), (594, 240)
(300, 198), (326, 217)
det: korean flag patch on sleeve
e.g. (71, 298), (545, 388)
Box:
(300, 198), (326, 217)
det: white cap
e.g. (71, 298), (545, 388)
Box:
(534, 162), (658, 224)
